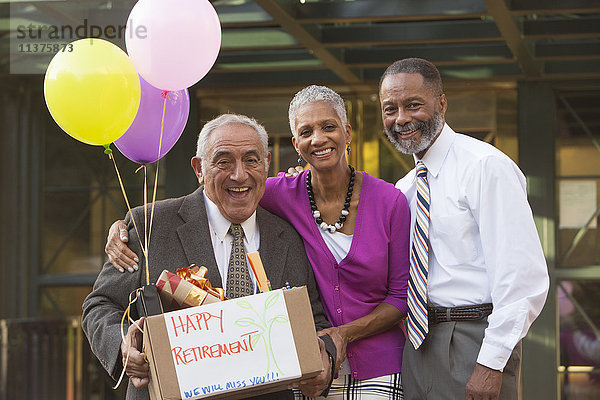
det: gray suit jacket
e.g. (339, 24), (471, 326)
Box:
(82, 187), (331, 400)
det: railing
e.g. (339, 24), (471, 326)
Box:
(0, 317), (126, 400)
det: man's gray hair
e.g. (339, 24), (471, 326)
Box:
(288, 85), (347, 137)
(379, 58), (443, 95)
(196, 114), (269, 171)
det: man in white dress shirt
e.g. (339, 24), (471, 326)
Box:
(378, 58), (549, 399)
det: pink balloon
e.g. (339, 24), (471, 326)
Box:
(125, 0), (222, 91)
(115, 76), (189, 164)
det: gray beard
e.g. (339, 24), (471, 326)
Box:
(384, 112), (444, 155)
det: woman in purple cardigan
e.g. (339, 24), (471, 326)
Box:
(106, 85), (410, 399)
(263, 85), (410, 400)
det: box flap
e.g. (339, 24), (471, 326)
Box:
(146, 314), (181, 399)
(284, 287), (323, 377)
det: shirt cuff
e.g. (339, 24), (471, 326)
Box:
(476, 340), (512, 371)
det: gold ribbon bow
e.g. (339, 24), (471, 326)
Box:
(176, 265), (226, 301)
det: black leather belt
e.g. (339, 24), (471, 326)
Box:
(428, 303), (493, 325)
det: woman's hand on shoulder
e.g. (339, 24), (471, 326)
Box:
(284, 166), (304, 177)
(105, 220), (138, 273)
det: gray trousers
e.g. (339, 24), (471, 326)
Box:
(402, 320), (521, 400)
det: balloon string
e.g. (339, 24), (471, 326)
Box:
(106, 145), (144, 265)
(143, 165), (150, 286)
(147, 95), (168, 275)
(109, 94), (169, 390)
(132, 164), (150, 286)
(112, 288), (143, 389)
(157, 95), (167, 164)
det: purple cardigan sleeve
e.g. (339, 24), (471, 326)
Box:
(261, 174), (285, 214)
(382, 190), (410, 316)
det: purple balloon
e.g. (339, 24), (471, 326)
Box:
(115, 75), (190, 164)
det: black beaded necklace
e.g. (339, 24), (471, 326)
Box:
(306, 165), (356, 233)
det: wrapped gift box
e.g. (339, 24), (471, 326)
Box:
(143, 286), (323, 400)
(156, 266), (224, 311)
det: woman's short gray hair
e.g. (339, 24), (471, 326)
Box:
(288, 85), (347, 137)
(196, 114), (269, 171)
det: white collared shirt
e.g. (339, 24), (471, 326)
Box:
(396, 123), (549, 371)
(203, 192), (260, 296)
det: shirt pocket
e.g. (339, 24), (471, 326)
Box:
(431, 211), (479, 266)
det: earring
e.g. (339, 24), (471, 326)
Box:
(346, 143), (351, 154)
(297, 153), (304, 165)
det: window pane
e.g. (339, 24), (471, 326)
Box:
(558, 281), (600, 399)
(556, 91), (600, 268)
(39, 286), (93, 317)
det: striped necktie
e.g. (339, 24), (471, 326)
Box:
(407, 161), (430, 349)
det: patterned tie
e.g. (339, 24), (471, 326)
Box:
(407, 161), (430, 349)
(226, 224), (253, 298)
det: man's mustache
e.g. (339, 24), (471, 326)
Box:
(392, 120), (425, 134)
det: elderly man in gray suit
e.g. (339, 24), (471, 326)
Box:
(82, 114), (334, 400)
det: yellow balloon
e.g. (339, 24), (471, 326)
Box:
(44, 38), (141, 146)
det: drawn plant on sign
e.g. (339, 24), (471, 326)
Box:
(234, 292), (289, 376)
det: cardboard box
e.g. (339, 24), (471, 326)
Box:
(143, 287), (323, 400)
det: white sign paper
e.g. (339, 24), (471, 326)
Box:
(559, 180), (597, 229)
(163, 289), (301, 399)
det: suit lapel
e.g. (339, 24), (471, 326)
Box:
(256, 207), (287, 289)
(176, 187), (223, 288)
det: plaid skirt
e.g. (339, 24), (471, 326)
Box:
(293, 370), (403, 400)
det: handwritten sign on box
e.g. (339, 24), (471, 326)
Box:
(144, 286), (323, 400)
(164, 289), (301, 399)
